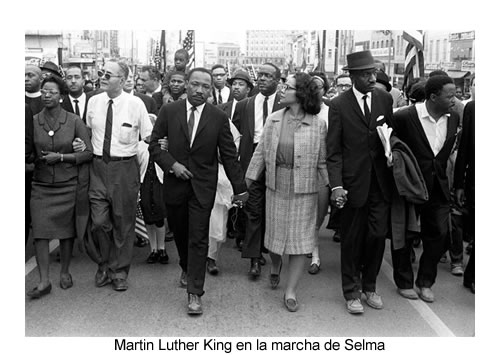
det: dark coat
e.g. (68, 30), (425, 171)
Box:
(327, 88), (394, 207)
(392, 104), (459, 201)
(453, 100), (474, 195)
(232, 94), (285, 173)
(148, 99), (246, 209)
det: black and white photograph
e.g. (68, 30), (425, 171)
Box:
(17, 1), (490, 354)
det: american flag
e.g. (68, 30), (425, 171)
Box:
(402, 30), (425, 91)
(182, 30), (195, 70)
(135, 203), (148, 240)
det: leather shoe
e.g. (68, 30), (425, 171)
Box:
(187, 293), (203, 315)
(308, 263), (320, 275)
(283, 294), (299, 312)
(95, 269), (111, 287)
(346, 298), (364, 314)
(249, 259), (261, 278)
(332, 231), (341, 243)
(179, 271), (187, 288)
(397, 288), (418, 300)
(27, 283), (52, 299)
(270, 262), (282, 289)
(164, 231), (174, 242)
(207, 258), (219, 275)
(134, 236), (149, 247)
(147, 251), (159, 264)
(451, 264), (464, 276)
(418, 287), (435, 302)
(364, 291), (383, 309)
(112, 278), (128, 291)
(463, 281), (475, 294)
(158, 249), (169, 264)
(60, 274), (73, 290)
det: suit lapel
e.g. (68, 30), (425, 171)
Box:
(178, 100), (189, 142)
(408, 106), (434, 156)
(193, 103), (211, 143)
(346, 90), (368, 127)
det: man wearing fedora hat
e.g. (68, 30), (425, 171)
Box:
(41, 61), (62, 78)
(327, 50), (394, 314)
(220, 70), (254, 120)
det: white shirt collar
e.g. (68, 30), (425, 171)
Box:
(352, 85), (371, 101)
(25, 91), (41, 98)
(186, 99), (206, 113)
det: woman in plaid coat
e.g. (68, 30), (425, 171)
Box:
(246, 72), (328, 312)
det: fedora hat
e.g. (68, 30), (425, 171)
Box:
(227, 70), (254, 90)
(342, 50), (376, 71)
(41, 61), (62, 77)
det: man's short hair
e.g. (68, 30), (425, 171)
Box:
(108, 59), (129, 79)
(425, 75), (454, 100)
(168, 71), (187, 81)
(66, 65), (83, 75)
(211, 64), (226, 73)
(140, 65), (160, 81)
(187, 67), (213, 82)
(261, 62), (281, 80)
(335, 73), (350, 84)
(429, 69), (448, 78)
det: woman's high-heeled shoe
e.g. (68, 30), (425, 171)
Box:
(270, 262), (282, 289)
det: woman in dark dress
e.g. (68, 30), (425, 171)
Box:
(26, 75), (93, 298)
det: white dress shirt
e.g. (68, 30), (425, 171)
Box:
(186, 100), (206, 147)
(352, 85), (371, 115)
(86, 91), (152, 157)
(230, 99), (239, 120)
(253, 92), (277, 144)
(215, 86), (231, 104)
(69, 92), (86, 117)
(415, 101), (449, 156)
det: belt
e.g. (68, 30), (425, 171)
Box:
(276, 163), (293, 169)
(93, 154), (135, 161)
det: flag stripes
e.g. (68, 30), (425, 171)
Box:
(182, 30), (195, 70)
(402, 30), (425, 90)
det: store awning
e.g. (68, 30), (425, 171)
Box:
(447, 71), (470, 79)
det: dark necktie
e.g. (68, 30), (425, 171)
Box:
(74, 99), (80, 116)
(188, 106), (196, 144)
(263, 96), (269, 124)
(218, 89), (223, 105)
(362, 95), (370, 124)
(103, 99), (113, 163)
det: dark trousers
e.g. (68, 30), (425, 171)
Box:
(444, 207), (464, 265)
(167, 184), (211, 296)
(391, 183), (450, 289)
(241, 172), (266, 259)
(463, 193), (475, 285)
(88, 158), (140, 280)
(340, 176), (389, 300)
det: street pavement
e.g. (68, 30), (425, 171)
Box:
(25, 226), (475, 338)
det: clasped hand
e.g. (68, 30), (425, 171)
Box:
(232, 191), (249, 208)
(330, 188), (348, 209)
(40, 151), (61, 165)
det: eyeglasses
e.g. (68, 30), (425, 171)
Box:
(41, 89), (60, 96)
(213, 73), (226, 78)
(283, 84), (296, 91)
(337, 84), (352, 88)
(98, 70), (122, 80)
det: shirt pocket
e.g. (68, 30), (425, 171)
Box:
(119, 123), (135, 144)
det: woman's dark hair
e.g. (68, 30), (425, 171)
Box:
(41, 74), (68, 96)
(308, 71), (330, 94)
(294, 72), (322, 115)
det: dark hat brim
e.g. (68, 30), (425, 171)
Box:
(342, 63), (377, 71)
(227, 77), (254, 90)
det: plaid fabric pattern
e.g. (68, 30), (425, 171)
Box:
(264, 166), (317, 255)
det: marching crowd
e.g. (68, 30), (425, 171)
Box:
(25, 47), (475, 316)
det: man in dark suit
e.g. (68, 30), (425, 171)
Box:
(219, 69), (253, 120)
(232, 63), (285, 278)
(391, 75), (460, 303)
(149, 67), (248, 315)
(327, 50), (394, 314)
(62, 66), (90, 122)
(211, 64), (234, 106)
(454, 98), (474, 294)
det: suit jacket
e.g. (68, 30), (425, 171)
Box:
(211, 86), (234, 106)
(453, 100), (474, 194)
(246, 108), (328, 193)
(219, 99), (236, 120)
(149, 99), (246, 209)
(392, 104), (459, 201)
(62, 94), (90, 121)
(327, 88), (394, 207)
(134, 91), (158, 115)
(232, 94), (285, 173)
